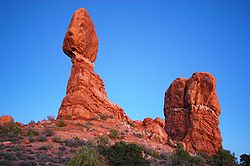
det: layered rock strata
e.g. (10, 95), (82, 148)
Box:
(58, 8), (128, 121)
(164, 72), (222, 155)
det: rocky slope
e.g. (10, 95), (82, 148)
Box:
(0, 7), (224, 165)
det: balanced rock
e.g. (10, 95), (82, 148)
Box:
(63, 8), (98, 63)
(0, 115), (14, 125)
(164, 72), (222, 155)
(58, 8), (128, 121)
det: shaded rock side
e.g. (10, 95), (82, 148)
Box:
(58, 8), (128, 121)
(164, 72), (222, 155)
(63, 8), (98, 63)
(58, 55), (128, 121)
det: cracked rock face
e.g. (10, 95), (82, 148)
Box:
(58, 8), (128, 121)
(63, 8), (98, 63)
(164, 72), (222, 155)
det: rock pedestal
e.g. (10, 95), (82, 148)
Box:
(58, 8), (128, 121)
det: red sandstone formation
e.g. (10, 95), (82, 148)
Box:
(58, 8), (128, 121)
(164, 72), (222, 155)
(0, 115), (14, 125)
(63, 8), (98, 63)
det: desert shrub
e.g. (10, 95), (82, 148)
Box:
(95, 135), (110, 146)
(190, 155), (205, 165)
(63, 137), (86, 147)
(0, 152), (18, 161)
(26, 128), (39, 137)
(143, 146), (160, 159)
(92, 116), (99, 120)
(42, 128), (54, 136)
(82, 122), (93, 131)
(59, 146), (66, 151)
(58, 119), (66, 127)
(0, 122), (21, 135)
(109, 129), (122, 140)
(28, 120), (36, 125)
(108, 115), (114, 119)
(67, 145), (106, 166)
(19, 161), (37, 166)
(212, 148), (238, 166)
(66, 115), (72, 120)
(10, 145), (24, 152)
(38, 145), (51, 150)
(28, 135), (35, 143)
(52, 136), (61, 143)
(37, 135), (47, 142)
(0, 160), (11, 166)
(46, 115), (55, 121)
(240, 154), (250, 166)
(100, 141), (150, 166)
(100, 114), (107, 120)
(15, 151), (27, 160)
(170, 142), (205, 166)
(129, 121), (135, 127)
(134, 132), (142, 138)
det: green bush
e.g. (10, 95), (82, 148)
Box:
(170, 142), (205, 166)
(37, 135), (47, 142)
(28, 135), (35, 143)
(240, 154), (250, 166)
(95, 135), (110, 146)
(63, 137), (86, 147)
(67, 145), (106, 166)
(0, 122), (21, 135)
(100, 114), (107, 120)
(47, 115), (55, 121)
(26, 128), (39, 136)
(42, 128), (54, 136)
(100, 141), (149, 166)
(66, 115), (72, 120)
(212, 148), (238, 166)
(109, 129), (122, 140)
(58, 119), (66, 127)
(38, 145), (51, 150)
(92, 116), (99, 121)
(52, 136), (61, 143)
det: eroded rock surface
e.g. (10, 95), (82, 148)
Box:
(58, 8), (128, 121)
(63, 8), (98, 63)
(164, 72), (222, 155)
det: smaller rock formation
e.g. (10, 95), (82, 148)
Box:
(58, 8), (128, 121)
(0, 115), (14, 125)
(164, 72), (222, 155)
(134, 117), (168, 144)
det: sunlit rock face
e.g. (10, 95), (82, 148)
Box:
(58, 8), (128, 121)
(63, 8), (98, 63)
(164, 72), (222, 155)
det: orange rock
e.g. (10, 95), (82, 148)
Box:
(58, 8), (129, 122)
(142, 117), (168, 144)
(164, 72), (222, 155)
(63, 8), (98, 63)
(154, 117), (165, 128)
(0, 115), (14, 125)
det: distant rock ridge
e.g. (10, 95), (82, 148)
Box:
(164, 72), (222, 155)
(58, 8), (128, 121)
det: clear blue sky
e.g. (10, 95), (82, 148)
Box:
(1, 0), (249, 158)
